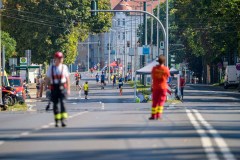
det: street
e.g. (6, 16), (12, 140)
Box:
(0, 73), (240, 160)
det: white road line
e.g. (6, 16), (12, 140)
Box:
(0, 141), (4, 146)
(20, 132), (30, 136)
(70, 111), (89, 119)
(186, 109), (219, 160)
(193, 110), (236, 160)
(41, 125), (50, 129)
(0, 111), (89, 147)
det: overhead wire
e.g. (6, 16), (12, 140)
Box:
(1, 14), (65, 28)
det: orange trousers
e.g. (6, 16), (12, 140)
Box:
(151, 89), (167, 119)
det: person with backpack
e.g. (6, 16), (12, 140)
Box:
(46, 51), (70, 127)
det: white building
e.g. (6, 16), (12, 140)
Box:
(77, 0), (161, 74)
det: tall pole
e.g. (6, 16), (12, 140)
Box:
(131, 15), (133, 81)
(151, 1), (153, 60)
(2, 45), (5, 84)
(142, 1), (147, 85)
(166, 0), (169, 67)
(108, 31), (111, 83)
(88, 36), (90, 72)
(157, 0), (160, 56)
(0, 4), (2, 105)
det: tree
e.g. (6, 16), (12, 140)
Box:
(2, 0), (112, 64)
(140, 0), (240, 83)
(1, 31), (16, 60)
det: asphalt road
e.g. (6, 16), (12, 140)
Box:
(0, 73), (239, 160)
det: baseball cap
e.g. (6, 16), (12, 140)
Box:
(54, 51), (63, 58)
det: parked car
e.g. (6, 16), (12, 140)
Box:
(224, 65), (240, 89)
(8, 76), (26, 103)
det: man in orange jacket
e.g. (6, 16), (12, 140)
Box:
(149, 55), (170, 120)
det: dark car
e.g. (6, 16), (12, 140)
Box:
(8, 76), (26, 103)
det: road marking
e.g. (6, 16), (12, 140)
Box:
(41, 125), (50, 129)
(0, 111), (89, 147)
(20, 132), (30, 136)
(0, 141), (4, 145)
(193, 110), (236, 160)
(70, 111), (89, 119)
(186, 109), (219, 160)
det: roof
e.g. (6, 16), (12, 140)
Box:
(136, 59), (179, 75)
(8, 76), (22, 79)
(111, 0), (166, 13)
(8, 76), (22, 80)
(113, 0), (133, 10)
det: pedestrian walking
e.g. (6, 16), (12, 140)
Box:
(175, 75), (185, 101)
(36, 75), (41, 98)
(83, 81), (89, 99)
(180, 75), (185, 100)
(149, 55), (170, 120)
(46, 51), (70, 127)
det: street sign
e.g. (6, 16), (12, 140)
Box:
(142, 45), (150, 55)
(111, 50), (115, 55)
(97, 63), (100, 67)
(129, 48), (135, 56)
(20, 57), (27, 66)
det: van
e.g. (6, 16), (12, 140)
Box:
(224, 65), (240, 89)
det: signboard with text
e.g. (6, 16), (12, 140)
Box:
(20, 57), (27, 66)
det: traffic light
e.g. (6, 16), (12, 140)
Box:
(160, 41), (164, 49)
(127, 41), (130, 47)
(91, 0), (98, 17)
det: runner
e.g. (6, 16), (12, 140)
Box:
(118, 76), (123, 95)
(112, 75), (116, 88)
(100, 72), (105, 89)
(95, 73), (99, 84)
(75, 70), (80, 90)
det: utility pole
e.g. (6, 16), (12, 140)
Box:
(157, 0), (160, 56)
(87, 36), (90, 72)
(151, 0), (153, 60)
(108, 31), (111, 83)
(142, 1), (147, 85)
(0, 0), (3, 105)
(166, 0), (169, 67)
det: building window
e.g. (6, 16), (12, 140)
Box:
(118, 32), (121, 40)
(118, 19), (120, 26)
(122, 18), (125, 26)
(122, 32), (125, 40)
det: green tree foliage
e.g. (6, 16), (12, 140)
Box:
(2, 0), (112, 64)
(141, 0), (240, 82)
(1, 31), (17, 60)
